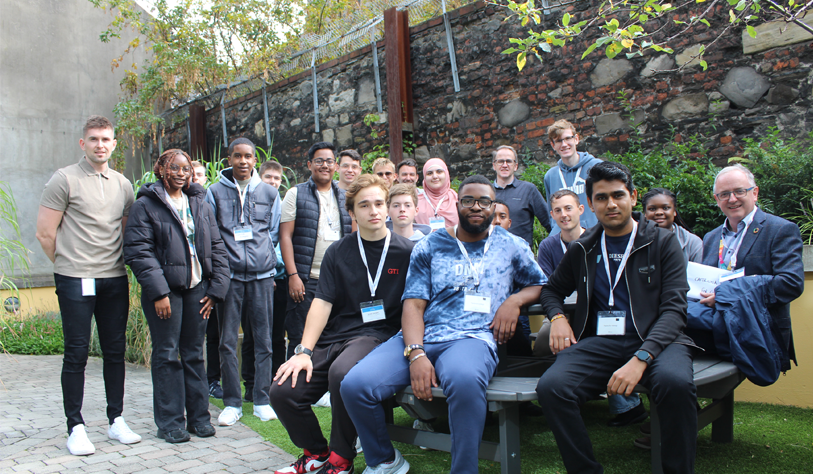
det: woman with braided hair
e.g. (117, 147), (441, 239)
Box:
(124, 149), (230, 443)
(642, 187), (704, 263)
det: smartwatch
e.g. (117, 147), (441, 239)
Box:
(404, 344), (424, 358)
(294, 344), (313, 357)
(634, 350), (652, 366)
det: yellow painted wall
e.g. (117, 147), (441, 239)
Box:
(1, 286), (59, 316)
(737, 273), (813, 408)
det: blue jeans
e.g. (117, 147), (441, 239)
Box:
(342, 335), (497, 474)
(54, 274), (129, 433)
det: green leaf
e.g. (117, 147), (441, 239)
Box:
(517, 51), (527, 71)
(700, 19), (711, 27)
(563, 12), (571, 26)
(582, 41), (600, 59)
(502, 47), (518, 55)
(699, 60), (708, 70)
(639, 13), (649, 22)
(747, 25), (757, 38)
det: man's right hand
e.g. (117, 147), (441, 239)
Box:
(549, 317), (576, 354)
(409, 355), (438, 401)
(274, 354), (313, 388)
(155, 296), (171, 319)
(288, 274), (305, 303)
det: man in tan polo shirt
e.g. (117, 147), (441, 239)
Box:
(36, 115), (142, 456)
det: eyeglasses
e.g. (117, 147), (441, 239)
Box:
(169, 164), (192, 174)
(494, 159), (515, 166)
(553, 135), (577, 145)
(459, 198), (494, 209)
(376, 171), (394, 177)
(714, 186), (755, 201)
(311, 158), (335, 166)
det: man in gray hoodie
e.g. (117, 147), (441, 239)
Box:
(544, 120), (602, 235)
(206, 137), (281, 426)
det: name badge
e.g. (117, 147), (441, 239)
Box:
(429, 217), (445, 231)
(81, 278), (95, 296)
(360, 300), (386, 323)
(234, 226), (253, 242)
(564, 291), (578, 305)
(325, 228), (341, 241)
(463, 290), (491, 313)
(596, 310), (626, 336)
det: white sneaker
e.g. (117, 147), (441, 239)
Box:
(253, 404), (278, 421)
(67, 424), (95, 456)
(218, 406), (243, 426)
(355, 436), (363, 454)
(413, 419), (434, 451)
(363, 447), (409, 474)
(313, 392), (331, 408)
(107, 416), (142, 444)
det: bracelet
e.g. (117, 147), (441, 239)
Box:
(550, 314), (567, 323)
(287, 272), (298, 277)
(409, 353), (427, 366)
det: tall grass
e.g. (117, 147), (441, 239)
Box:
(0, 181), (31, 299)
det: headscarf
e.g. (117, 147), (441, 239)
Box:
(416, 158), (458, 226)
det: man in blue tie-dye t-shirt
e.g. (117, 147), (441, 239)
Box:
(342, 175), (546, 474)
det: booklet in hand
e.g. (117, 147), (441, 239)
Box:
(686, 262), (745, 300)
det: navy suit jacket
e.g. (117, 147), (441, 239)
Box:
(701, 208), (804, 366)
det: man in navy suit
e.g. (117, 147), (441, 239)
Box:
(698, 164), (804, 369)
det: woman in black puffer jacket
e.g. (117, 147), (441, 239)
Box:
(124, 149), (229, 444)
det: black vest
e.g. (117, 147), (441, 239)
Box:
(291, 179), (352, 277)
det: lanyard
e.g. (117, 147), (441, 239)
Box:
(319, 190), (337, 228)
(558, 167), (572, 190)
(453, 225), (494, 287)
(358, 229), (391, 299)
(601, 221), (637, 308)
(718, 228), (747, 271)
(236, 182), (249, 224)
(427, 196), (446, 218)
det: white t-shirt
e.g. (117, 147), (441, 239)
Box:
(281, 187), (342, 279)
(168, 193), (202, 288)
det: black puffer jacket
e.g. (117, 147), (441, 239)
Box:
(124, 181), (230, 302)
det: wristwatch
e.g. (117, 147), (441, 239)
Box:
(404, 344), (424, 358)
(634, 350), (652, 366)
(294, 344), (313, 357)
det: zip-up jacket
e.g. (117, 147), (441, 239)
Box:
(206, 168), (281, 281)
(291, 178), (352, 277)
(124, 181), (230, 302)
(540, 212), (694, 359)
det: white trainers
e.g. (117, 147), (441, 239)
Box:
(313, 392), (331, 408)
(67, 424), (95, 456)
(107, 416), (142, 444)
(253, 404), (278, 421)
(218, 406), (243, 426)
(362, 447), (410, 474)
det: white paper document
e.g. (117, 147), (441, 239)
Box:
(686, 262), (744, 300)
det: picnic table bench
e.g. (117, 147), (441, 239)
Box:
(387, 306), (745, 474)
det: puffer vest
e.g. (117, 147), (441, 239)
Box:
(292, 179), (352, 277)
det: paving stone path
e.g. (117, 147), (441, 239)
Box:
(0, 354), (294, 473)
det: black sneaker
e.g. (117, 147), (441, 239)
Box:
(209, 381), (224, 399)
(157, 428), (191, 444)
(244, 386), (254, 402)
(607, 402), (648, 427)
(188, 423), (216, 438)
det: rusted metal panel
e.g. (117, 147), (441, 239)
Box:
(188, 104), (209, 162)
(383, 7), (414, 165)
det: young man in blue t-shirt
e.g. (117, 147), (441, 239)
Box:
(342, 175), (546, 474)
(537, 162), (697, 474)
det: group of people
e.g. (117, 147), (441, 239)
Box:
(36, 115), (803, 474)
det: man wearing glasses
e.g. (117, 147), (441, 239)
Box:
(694, 164), (803, 369)
(492, 145), (551, 246)
(544, 120), (601, 235)
(336, 149), (361, 191)
(342, 175), (546, 474)
(280, 142), (353, 362)
(372, 157), (397, 188)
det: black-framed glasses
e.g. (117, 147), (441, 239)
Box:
(714, 186), (755, 201)
(493, 159), (515, 166)
(553, 135), (577, 145)
(459, 198), (494, 209)
(312, 158), (335, 166)
(169, 164), (192, 174)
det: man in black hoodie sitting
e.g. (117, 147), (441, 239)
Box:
(536, 161), (697, 474)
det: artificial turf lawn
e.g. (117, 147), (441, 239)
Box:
(212, 392), (813, 473)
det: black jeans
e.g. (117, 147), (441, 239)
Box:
(206, 304), (221, 385)
(284, 277), (318, 359)
(143, 281), (211, 432)
(242, 277), (289, 390)
(536, 334), (697, 474)
(54, 273), (129, 434)
(220, 278), (274, 407)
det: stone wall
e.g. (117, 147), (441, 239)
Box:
(161, 0), (813, 180)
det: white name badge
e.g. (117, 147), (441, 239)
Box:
(81, 278), (96, 296)
(325, 228), (341, 241)
(463, 290), (491, 313)
(234, 226), (253, 242)
(564, 291), (578, 305)
(429, 217), (445, 230)
(596, 310), (626, 336)
(360, 300), (386, 323)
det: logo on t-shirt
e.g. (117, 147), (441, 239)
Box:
(387, 268), (399, 275)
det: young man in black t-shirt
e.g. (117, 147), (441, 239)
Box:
(270, 174), (414, 474)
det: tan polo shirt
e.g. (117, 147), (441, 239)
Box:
(40, 158), (135, 278)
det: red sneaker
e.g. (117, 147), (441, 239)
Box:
(315, 452), (354, 474)
(275, 449), (329, 474)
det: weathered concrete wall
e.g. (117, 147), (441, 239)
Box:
(161, 1), (812, 179)
(1, 0), (151, 282)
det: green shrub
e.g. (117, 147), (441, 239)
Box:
(0, 312), (64, 355)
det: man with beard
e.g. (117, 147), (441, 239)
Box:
(341, 175), (546, 474)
